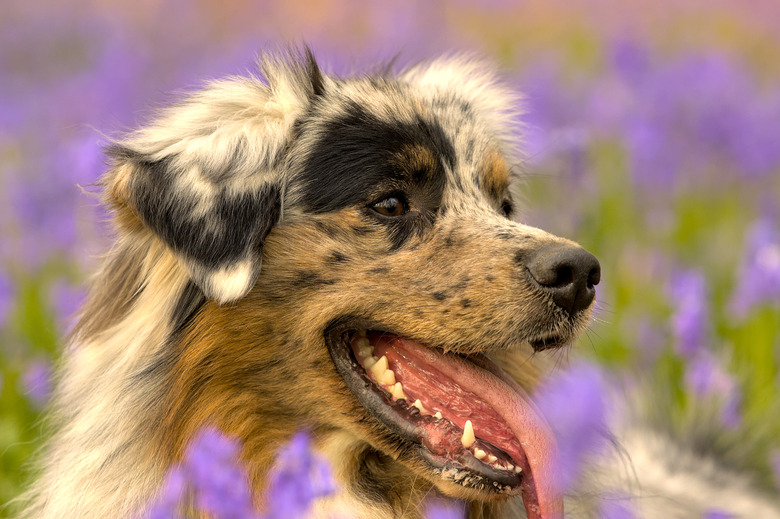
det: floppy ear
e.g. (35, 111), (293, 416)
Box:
(105, 49), (326, 304)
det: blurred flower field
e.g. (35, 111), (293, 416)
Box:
(1, 0), (779, 517)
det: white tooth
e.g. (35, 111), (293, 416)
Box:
(370, 356), (389, 378)
(355, 337), (370, 349)
(434, 411), (442, 419)
(461, 420), (475, 448)
(358, 346), (373, 358)
(413, 399), (427, 413)
(506, 463), (514, 471)
(474, 448), (487, 460)
(391, 382), (406, 400)
(487, 455), (497, 463)
(514, 466), (523, 474)
(378, 369), (396, 385)
(364, 356), (378, 369)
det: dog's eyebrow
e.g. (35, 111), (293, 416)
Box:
(296, 102), (454, 214)
(477, 147), (511, 203)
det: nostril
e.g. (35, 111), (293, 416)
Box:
(551, 266), (573, 288)
(587, 265), (601, 288)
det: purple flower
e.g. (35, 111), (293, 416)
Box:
(610, 37), (650, 86)
(729, 95), (780, 178)
(685, 353), (732, 397)
(263, 431), (336, 519)
(599, 492), (636, 519)
(144, 467), (186, 519)
(424, 499), (465, 519)
(731, 217), (780, 318)
(49, 280), (85, 332)
(142, 428), (337, 519)
(535, 362), (609, 493)
(49, 281), (84, 330)
(184, 428), (257, 519)
(0, 272), (13, 330)
(667, 269), (709, 360)
(703, 509), (734, 519)
(22, 360), (53, 408)
(685, 352), (742, 429)
(624, 115), (678, 191)
(141, 428), (257, 519)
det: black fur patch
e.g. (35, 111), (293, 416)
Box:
(113, 147), (281, 272)
(304, 47), (325, 98)
(432, 291), (448, 301)
(171, 281), (206, 333)
(291, 271), (336, 289)
(326, 251), (349, 264)
(297, 103), (453, 216)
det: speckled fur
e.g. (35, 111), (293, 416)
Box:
(24, 48), (777, 519)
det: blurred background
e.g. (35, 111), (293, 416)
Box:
(1, 0), (779, 515)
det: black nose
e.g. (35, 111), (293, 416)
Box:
(527, 244), (601, 315)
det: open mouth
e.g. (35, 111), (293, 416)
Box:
(325, 319), (563, 519)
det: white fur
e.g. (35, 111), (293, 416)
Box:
(23, 237), (189, 518)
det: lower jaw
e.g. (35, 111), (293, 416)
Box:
(324, 319), (523, 496)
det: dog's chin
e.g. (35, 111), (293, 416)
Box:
(325, 317), (569, 518)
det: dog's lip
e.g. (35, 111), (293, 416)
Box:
(528, 335), (568, 351)
(324, 317), (563, 519)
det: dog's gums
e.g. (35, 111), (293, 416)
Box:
(326, 322), (563, 519)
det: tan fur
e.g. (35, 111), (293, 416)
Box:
(23, 51), (595, 519)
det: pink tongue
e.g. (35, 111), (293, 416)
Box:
(381, 335), (563, 519)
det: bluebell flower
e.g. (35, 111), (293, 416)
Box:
(535, 362), (609, 493)
(263, 431), (336, 519)
(598, 492), (636, 519)
(731, 216), (780, 319)
(142, 428), (338, 519)
(144, 467), (186, 519)
(423, 498), (465, 519)
(667, 269), (709, 360)
(0, 272), (13, 330)
(22, 360), (53, 408)
(609, 36), (650, 87)
(184, 428), (257, 519)
(625, 115), (678, 191)
(49, 280), (85, 333)
(685, 352), (742, 429)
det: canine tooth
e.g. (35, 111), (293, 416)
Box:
(391, 382), (406, 400)
(474, 448), (487, 460)
(370, 356), (389, 378)
(378, 369), (396, 386)
(434, 411), (442, 419)
(413, 399), (427, 413)
(514, 466), (522, 474)
(461, 420), (475, 448)
(487, 455), (497, 463)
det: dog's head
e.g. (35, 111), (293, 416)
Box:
(105, 49), (599, 518)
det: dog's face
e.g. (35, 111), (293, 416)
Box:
(106, 51), (599, 518)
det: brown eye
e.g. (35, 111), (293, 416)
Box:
(371, 196), (407, 217)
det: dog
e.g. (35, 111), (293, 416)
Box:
(21, 49), (779, 519)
